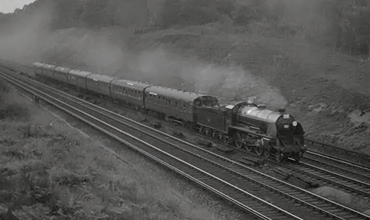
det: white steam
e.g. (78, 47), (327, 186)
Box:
(127, 48), (288, 109)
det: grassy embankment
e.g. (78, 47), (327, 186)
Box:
(0, 79), (217, 219)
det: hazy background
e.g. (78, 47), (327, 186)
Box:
(1, 0), (370, 110)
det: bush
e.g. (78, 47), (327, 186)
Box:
(0, 103), (30, 120)
(0, 81), (30, 120)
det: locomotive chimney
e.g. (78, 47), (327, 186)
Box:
(278, 108), (286, 113)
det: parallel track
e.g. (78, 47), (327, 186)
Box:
(291, 150), (370, 199)
(306, 139), (370, 166)
(1, 67), (369, 219)
(284, 159), (370, 199)
(304, 151), (370, 183)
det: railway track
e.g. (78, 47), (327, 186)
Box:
(306, 139), (370, 167)
(304, 151), (370, 183)
(285, 149), (370, 199)
(1, 67), (370, 219)
(283, 159), (370, 199)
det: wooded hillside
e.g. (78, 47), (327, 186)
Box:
(1, 0), (370, 56)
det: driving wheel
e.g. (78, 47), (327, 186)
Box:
(255, 145), (264, 156)
(245, 145), (253, 152)
(235, 132), (244, 149)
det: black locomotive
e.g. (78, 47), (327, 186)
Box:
(33, 62), (306, 162)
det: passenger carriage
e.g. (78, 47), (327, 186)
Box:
(40, 64), (57, 79)
(67, 69), (92, 90)
(86, 73), (114, 97)
(53, 66), (71, 84)
(145, 86), (198, 122)
(32, 62), (45, 77)
(110, 79), (150, 108)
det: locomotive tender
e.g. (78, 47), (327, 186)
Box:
(32, 62), (306, 162)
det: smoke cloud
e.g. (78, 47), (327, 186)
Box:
(127, 48), (288, 109)
(0, 2), (54, 64)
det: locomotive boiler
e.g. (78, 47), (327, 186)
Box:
(234, 104), (306, 161)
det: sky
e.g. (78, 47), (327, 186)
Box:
(0, 0), (35, 13)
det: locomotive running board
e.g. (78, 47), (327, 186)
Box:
(228, 125), (271, 139)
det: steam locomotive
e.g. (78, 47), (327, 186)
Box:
(32, 62), (306, 162)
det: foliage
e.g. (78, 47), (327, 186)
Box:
(0, 103), (30, 120)
(0, 81), (30, 120)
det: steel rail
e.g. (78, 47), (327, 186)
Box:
(305, 151), (370, 179)
(305, 139), (370, 166)
(284, 159), (370, 199)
